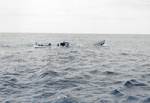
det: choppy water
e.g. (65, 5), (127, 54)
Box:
(0, 33), (150, 103)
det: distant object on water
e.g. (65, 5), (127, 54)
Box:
(94, 40), (105, 46)
(33, 42), (51, 48)
(57, 41), (70, 47)
(33, 40), (105, 48)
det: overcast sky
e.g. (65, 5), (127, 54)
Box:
(0, 0), (150, 34)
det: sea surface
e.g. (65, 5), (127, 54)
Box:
(0, 33), (150, 103)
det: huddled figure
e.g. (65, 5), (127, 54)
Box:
(48, 43), (51, 46)
(57, 41), (70, 47)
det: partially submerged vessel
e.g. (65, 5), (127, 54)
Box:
(33, 42), (51, 48)
(94, 40), (105, 46)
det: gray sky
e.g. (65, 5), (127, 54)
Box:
(0, 0), (150, 34)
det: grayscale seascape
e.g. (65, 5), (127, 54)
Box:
(0, 33), (150, 103)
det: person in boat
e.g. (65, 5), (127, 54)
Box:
(94, 40), (105, 46)
(57, 41), (69, 47)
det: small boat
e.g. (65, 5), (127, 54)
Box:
(94, 40), (105, 46)
(57, 41), (70, 47)
(33, 42), (51, 48)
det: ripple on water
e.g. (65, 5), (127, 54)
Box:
(121, 96), (139, 103)
(126, 96), (139, 102)
(143, 97), (150, 103)
(64, 67), (77, 71)
(0, 87), (20, 96)
(4, 100), (17, 103)
(98, 99), (113, 103)
(44, 79), (79, 90)
(124, 79), (147, 88)
(39, 70), (60, 78)
(141, 63), (150, 68)
(103, 71), (120, 76)
(1, 55), (14, 60)
(3, 72), (20, 76)
(50, 95), (86, 103)
(34, 92), (56, 99)
(120, 52), (130, 56)
(89, 70), (99, 74)
(111, 89), (124, 97)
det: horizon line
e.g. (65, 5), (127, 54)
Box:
(0, 32), (150, 35)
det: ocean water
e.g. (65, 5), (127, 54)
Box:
(0, 33), (150, 103)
